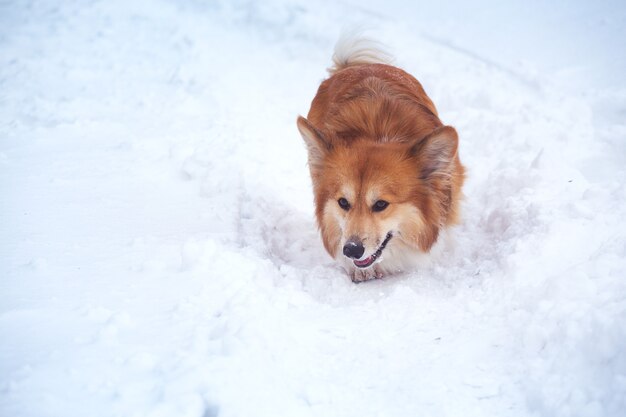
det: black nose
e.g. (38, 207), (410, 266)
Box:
(343, 238), (365, 259)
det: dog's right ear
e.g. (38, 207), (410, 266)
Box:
(297, 116), (331, 168)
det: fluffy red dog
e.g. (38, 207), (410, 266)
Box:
(297, 36), (465, 282)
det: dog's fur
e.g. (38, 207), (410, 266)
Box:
(297, 35), (465, 282)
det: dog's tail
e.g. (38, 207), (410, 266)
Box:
(328, 32), (394, 75)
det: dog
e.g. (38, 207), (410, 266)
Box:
(297, 35), (465, 282)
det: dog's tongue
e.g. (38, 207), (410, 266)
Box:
(354, 256), (373, 267)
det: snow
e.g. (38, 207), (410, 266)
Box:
(1, 0), (625, 416)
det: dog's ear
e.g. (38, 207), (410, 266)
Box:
(411, 126), (458, 180)
(297, 116), (331, 168)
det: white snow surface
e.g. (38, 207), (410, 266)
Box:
(1, 1), (626, 416)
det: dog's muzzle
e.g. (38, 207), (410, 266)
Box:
(344, 232), (393, 269)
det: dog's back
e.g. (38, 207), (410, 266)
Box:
(308, 35), (442, 147)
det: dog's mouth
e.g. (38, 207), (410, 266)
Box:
(353, 232), (393, 269)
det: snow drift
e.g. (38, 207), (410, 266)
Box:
(1, 1), (625, 416)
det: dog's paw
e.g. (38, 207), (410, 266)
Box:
(350, 265), (383, 283)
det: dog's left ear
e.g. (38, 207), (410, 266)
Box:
(411, 126), (458, 180)
(297, 116), (331, 169)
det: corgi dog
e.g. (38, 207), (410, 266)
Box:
(297, 35), (465, 282)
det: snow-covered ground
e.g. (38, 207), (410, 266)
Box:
(1, 1), (625, 416)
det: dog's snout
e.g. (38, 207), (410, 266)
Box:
(343, 238), (365, 259)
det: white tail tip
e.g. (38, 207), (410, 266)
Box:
(328, 32), (394, 74)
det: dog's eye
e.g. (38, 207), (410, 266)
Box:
(372, 200), (389, 212)
(338, 197), (351, 211)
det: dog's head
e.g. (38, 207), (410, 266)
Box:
(297, 116), (459, 270)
